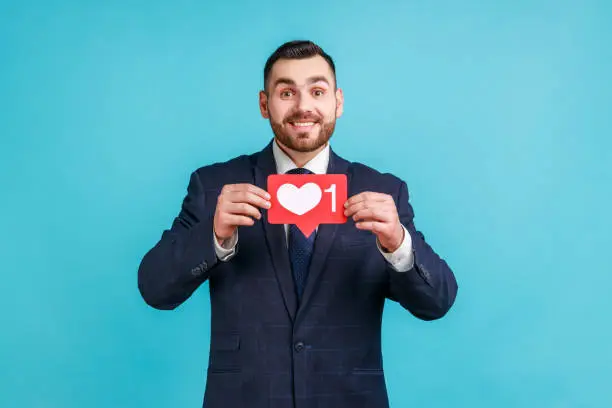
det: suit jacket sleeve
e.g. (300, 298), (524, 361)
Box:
(386, 180), (458, 320)
(138, 170), (220, 310)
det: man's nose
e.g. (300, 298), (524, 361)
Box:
(296, 93), (314, 112)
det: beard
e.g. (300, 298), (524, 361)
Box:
(269, 111), (336, 153)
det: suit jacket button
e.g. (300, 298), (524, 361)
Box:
(191, 266), (202, 276)
(294, 342), (305, 352)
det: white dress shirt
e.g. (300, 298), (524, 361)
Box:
(213, 140), (415, 272)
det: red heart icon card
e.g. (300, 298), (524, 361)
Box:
(267, 174), (348, 237)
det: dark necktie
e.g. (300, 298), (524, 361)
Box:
(286, 167), (316, 301)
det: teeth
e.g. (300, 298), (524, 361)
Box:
(293, 122), (315, 127)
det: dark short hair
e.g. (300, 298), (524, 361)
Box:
(263, 40), (336, 91)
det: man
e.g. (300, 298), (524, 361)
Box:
(138, 40), (458, 408)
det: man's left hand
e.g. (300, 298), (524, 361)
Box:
(344, 192), (404, 253)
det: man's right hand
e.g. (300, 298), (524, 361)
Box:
(213, 183), (271, 245)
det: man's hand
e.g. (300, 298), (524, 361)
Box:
(213, 184), (271, 245)
(344, 192), (404, 253)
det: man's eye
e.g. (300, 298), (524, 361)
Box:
(280, 90), (294, 98)
(313, 89), (325, 96)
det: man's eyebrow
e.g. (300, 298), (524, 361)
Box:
(273, 76), (331, 88)
(306, 76), (330, 85)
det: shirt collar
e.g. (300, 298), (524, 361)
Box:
(272, 139), (330, 175)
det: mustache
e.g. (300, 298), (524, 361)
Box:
(284, 112), (322, 123)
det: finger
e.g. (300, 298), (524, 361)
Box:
(344, 200), (366, 216)
(344, 192), (390, 208)
(222, 214), (256, 227)
(244, 184), (271, 200)
(226, 191), (271, 209)
(351, 208), (394, 223)
(223, 184), (271, 200)
(346, 192), (389, 205)
(224, 202), (262, 220)
(345, 200), (395, 217)
(355, 220), (387, 233)
(345, 200), (393, 215)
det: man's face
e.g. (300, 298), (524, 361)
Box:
(260, 55), (344, 153)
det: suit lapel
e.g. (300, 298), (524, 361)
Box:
(252, 140), (353, 324)
(296, 148), (351, 324)
(254, 140), (298, 321)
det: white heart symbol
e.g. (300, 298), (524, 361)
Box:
(277, 183), (322, 215)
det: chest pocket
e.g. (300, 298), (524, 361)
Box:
(328, 227), (377, 259)
(340, 232), (375, 249)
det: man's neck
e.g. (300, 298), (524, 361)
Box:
(274, 138), (327, 168)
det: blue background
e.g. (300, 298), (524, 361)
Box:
(1, 1), (610, 407)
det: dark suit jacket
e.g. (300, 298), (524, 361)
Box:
(138, 140), (458, 408)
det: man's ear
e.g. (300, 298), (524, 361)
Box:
(259, 90), (269, 119)
(335, 88), (344, 118)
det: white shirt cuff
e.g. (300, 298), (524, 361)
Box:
(377, 224), (414, 272)
(213, 229), (238, 261)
